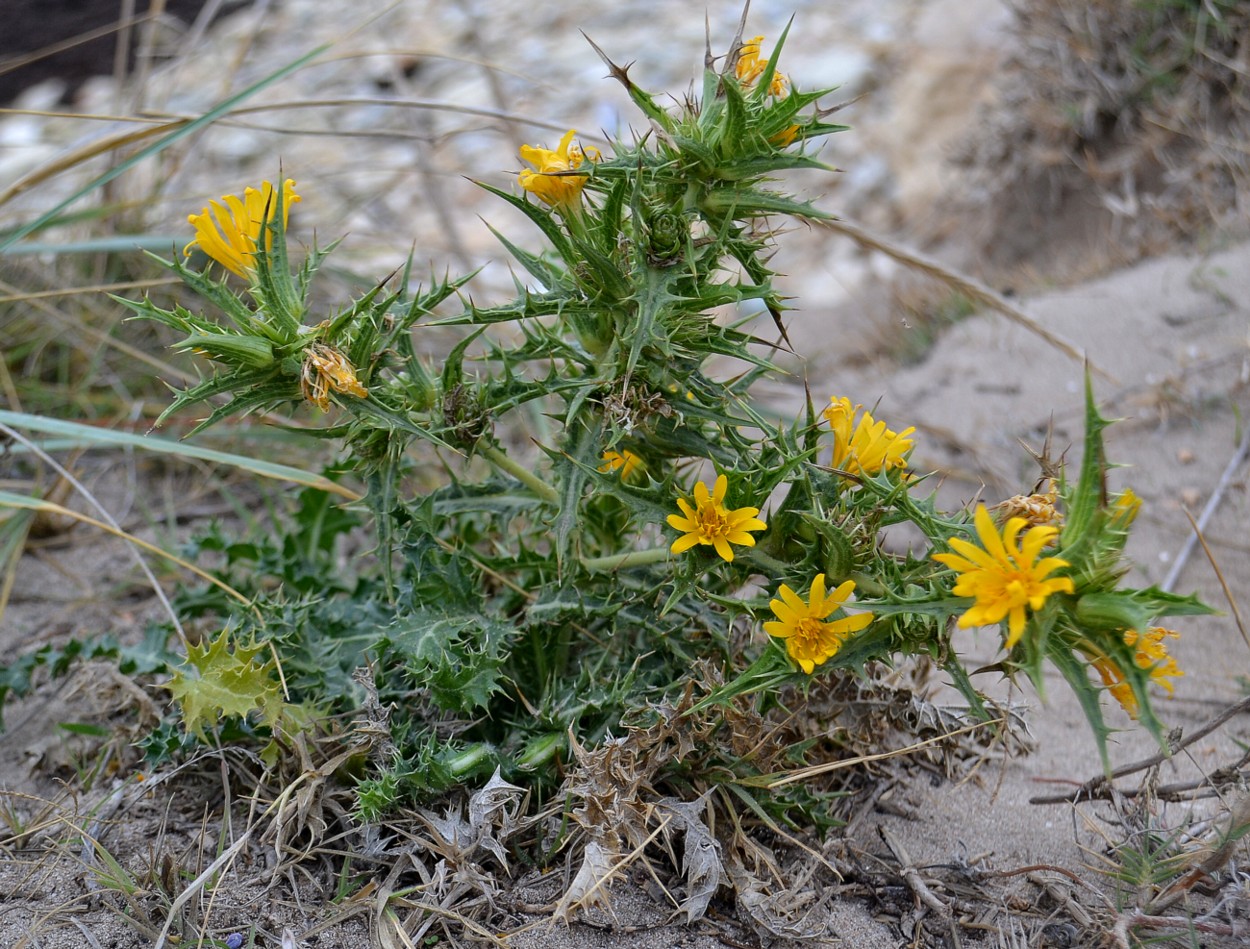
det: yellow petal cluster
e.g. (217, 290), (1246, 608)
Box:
(1110, 487), (1142, 527)
(184, 179), (300, 279)
(824, 397), (915, 478)
(735, 35), (789, 97)
(667, 474), (766, 562)
(518, 130), (598, 210)
(1091, 627), (1183, 719)
(599, 449), (645, 481)
(301, 343), (368, 412)
(932, 505), (1074, 648)
(764, 574), (873, 674)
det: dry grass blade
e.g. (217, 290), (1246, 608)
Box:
(737, 715), (1006, 789)
(1161, 422), (1250, 596)
(151, 831), (251, 949)
(0, 420), (185, 637)
(0, 489), (252, 609)
(814, 216), (1114, 382)
(0, 43), (329, 252)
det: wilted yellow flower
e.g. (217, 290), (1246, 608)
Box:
(764, 573), (873, 674)
(599, 448), (645, 481)
(185, 179), (300, 279)
(994, 481), (1061, 527)
(518, 129), (598, 210)
(1091, 627), (1183, 719)
(735, 35), (789, 97)
(300, 343), (368, 412)
(667, 473), (766, 562)
(824, 397), (915, 478)
(932, 505), (1075, 649)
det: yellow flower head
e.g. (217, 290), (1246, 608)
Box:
(184, 179), (300, 279)
(735, 35), (789, 97)
(932, 505), (1075, 649)
(770, 124), (800, 148)
(1091, 627), (1183, 719)
(300, 343), (368, 412)
(1110, 487), (1142, 528)
(599, 448), (645, 482)
(667, 474), (766, 562)
(824, 397), (916, 478)
(764, 574), (873, 674)
(518, 129), (599, 210)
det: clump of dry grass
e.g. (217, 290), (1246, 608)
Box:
(958, 0), (1249, 271)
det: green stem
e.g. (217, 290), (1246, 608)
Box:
(582, 546), (672, 572)
(480, 445), (559, 503)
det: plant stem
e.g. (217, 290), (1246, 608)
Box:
(582, 546), (671, 572)
(479, 445), (559, 503)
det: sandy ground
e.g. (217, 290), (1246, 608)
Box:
(2, 1), (1249, 946)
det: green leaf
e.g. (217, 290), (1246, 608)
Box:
(166, 629), (283, 737)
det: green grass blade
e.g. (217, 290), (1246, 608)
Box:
(0, 410), (359, 499)
(0, 44), (330, 253)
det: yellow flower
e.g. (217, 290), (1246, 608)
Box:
(764, 574), (873, 674)
(932, 505), (1075, 649)
(824, 397), (916, 478)
(599, 449), (645, 481)
(735, 35), (789, 97)
(518, 129), (599, 210)
(185, 179), (300, 279)
(667, 474), (766, 562)
(1110, 487), (1142, 527)
(1091, 627), (1183, 719)
(770, 124), (800, 148)
(300, 343), (368, 412)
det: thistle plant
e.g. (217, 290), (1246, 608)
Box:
(114, 23), (1212, 821)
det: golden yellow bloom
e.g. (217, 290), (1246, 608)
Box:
(667, 474), (766, 562)
(599, 449), (644, 481)
(185, 179), (300, 279)
(770, 124), (800, 148)
(518, 129), (598, 210)
(300, 343), (368, 412)
(1091, 627), (1183, 719)
(1110, 487), (1142, 527)
(824, 397), (916, 478)
(735, 35), (789, 97)
(932, 505), (1075, 649)
(764, 573), (873, 674)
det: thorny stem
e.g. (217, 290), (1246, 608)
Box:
(479, 445), (559, 504)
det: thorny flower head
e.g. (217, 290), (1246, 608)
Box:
(764, 573), (873, 674)
(1091, 627), (1183, 719)
(599, 448), (645, 482)
(301, 343), (368, 412)
(667, 474), (766, 562)
(932, 505), (1074, 649)
(735, 35), (789, 97)
(824, 397), (915, 479)
(518, 129), (599, 210)
(184, 179), (300, 279)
